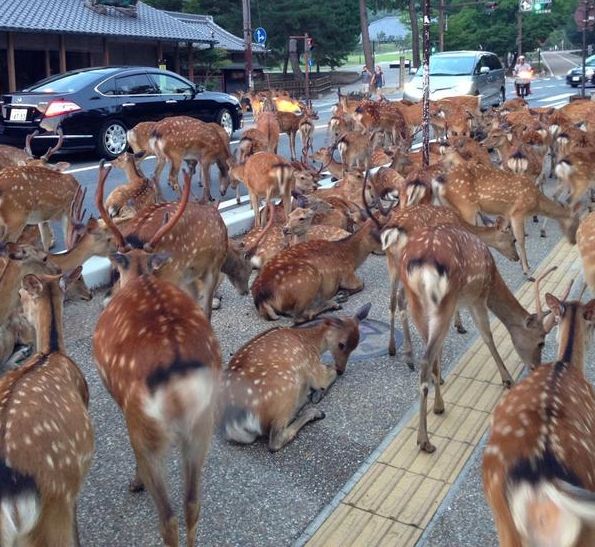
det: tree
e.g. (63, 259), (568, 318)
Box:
(408, 0), (420, 66)
(143, 0), (184, 10)
(360, 0), (375, 70)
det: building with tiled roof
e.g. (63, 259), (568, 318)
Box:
(0, 0), (259, 92)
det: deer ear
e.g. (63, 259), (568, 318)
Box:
(22, 274), (44, 297)
(354, 302), (372, 322)
(584, 299), (595, 322)
(149, 253), (171, 273)
(545, 293), (564, 318)
(110, 252), (130, 270)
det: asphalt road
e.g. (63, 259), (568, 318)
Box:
(20, 66), (593, 546)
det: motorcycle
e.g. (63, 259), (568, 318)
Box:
(514, 69), (533, 98)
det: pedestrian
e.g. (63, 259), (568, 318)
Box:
(372, 65), (384, 96)
(361, 66), (372, 96)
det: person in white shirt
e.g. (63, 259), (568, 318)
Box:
(513, 55), (532, 97)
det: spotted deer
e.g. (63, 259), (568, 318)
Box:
(312, 147), (344, 180)
(255, 111), (280, 154)
(399, 223), (550, 452)
(435, 150), (579, 276)
(228, 151), (317, 228)
(105, 151), (158, 218)
(555, 149), (595, 211)
(150, 116), (231, 202)
(337, 130), (382, 176)
(93, 167), (222, 547)
(251, 218), (381, 323)
(127, 121), (157, 160)
(483, 288), (595, 547)
(0, 143), (29, 170)
(578, 212), (595, 293)
(276, 108), (319, 160)
(380, 204), (519, 363)
(222, 304), (370, 451)
(282, 207), (351, 244)
(0, 272), (93, 546)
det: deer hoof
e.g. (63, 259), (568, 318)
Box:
(312, 409), (326, 421)
(532, 215), (539, 223)
(455, 325), (467, 334)
(128, 477), (145, 493)
(310, 389), (324, 404)
(418, 440), (436, 453)
(502, 378), (514, 389)
(434, 405), (445, 415)
(212, 296), (222, 310)
(540, 229), (547, 238)
(388, 345), (396, 357)
(335, 291), (349, 304)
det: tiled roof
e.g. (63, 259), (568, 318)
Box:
(165, 12), (266, 52)
(0, 0), (214, 43)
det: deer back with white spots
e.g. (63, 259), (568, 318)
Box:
(92, 163), (222, 547)
(222, 303), (370, 451)
(0, 273), (93, 546)
(483, 288), (595, 547)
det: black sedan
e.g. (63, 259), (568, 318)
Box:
(566, 55), (595, 87)
(0, 66), (242, 159)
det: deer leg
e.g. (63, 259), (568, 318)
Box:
(38, 221), (55, 251)
(268, 407), (325, 452)
(73, 504), (82, 547)
(201, 162), (213, 203)
(309, 363), (338, 404)
(540, 217), (549, 238)
(167, 156), (182, 195)
(431, 348), (445, 415)
(453, 311), (467, 334)
(388, 267), (399, 357)
(338, 271), (364, 295)
(398, 287), (415, 369)
(469, 301), (513, 387)
(133, 446), (179, 547)
(509, 214), (530, 276)
(182, 412), (214, 547)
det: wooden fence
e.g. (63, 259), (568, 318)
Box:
(253, 74), (332, 98)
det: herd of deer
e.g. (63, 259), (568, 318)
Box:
(0, 87), (593, 546)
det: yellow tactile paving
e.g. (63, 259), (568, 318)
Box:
(306, 241), (581, 546)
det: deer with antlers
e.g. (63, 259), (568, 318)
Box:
(150, 116), (231, 202)
(276, 107), (319, 161)
(93, 166), (222, 546)
(483, 283), (595, 547)
(434, 150), (579, 276)
(223, 303), (370, 451)
(105, 151), (158, 218)
(0, 272), (94, 546)
(399, 223), (551, 452)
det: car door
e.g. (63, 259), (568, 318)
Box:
(474, 55), (491, 103)
(485, 54), (504, 102)
(147, 72), (196, 120)
(111, 72), (161, 128)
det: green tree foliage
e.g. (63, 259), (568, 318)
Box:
(143, 0), (184, 11)
(443, 0), (578, 57)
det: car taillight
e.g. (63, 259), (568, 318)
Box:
(44, 100), (81, 118)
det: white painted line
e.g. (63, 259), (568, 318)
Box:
(538, 92), (574, 102)
(539, 52), (555, 78)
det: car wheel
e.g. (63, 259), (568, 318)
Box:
(496, 87), (505, 107)
(217, 108), (234, 138)
(97, 120), (128, 159)
(571, 83), (579, 88)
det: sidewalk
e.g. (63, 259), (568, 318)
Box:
(298, 240), (582, 547)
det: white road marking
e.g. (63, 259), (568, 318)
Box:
(538, 92), (574, 102)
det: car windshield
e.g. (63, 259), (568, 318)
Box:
(24, 70), (112, 93)
(416, 55), (476, 76)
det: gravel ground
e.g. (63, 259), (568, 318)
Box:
(54, 200), (573, 546)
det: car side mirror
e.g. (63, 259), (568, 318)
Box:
(480, 66), (490, 74)
(194, 84), (205, 94)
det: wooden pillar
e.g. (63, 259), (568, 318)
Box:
(103, 38), (110, 65)
(58, 35), (66, 73)
(7, 32), (16, 92)
(44, 49), (51, 77)
(187, 44), (194, 82)
(157, 41), (163, 66)
(174, 44), (180, 74)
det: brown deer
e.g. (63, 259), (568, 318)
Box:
(127, 121), (157, 160)
(0, 272), (93, 546)
(434, 150), (579, 276)
(228, 151), (317, 228)
(380, 204), (519, 363)
(483, 289), (595, 547)
(222, 304), (370, 451)
(282, 207), (351, 244)
(106, 151), (158, 218)
(255, 111), (280, 154)
(578, 212), (595, 293)
(555, 148), (595, 211)
(337, 130), (382, 176)
(312, 146), (344, 180)
(238, 129), (269, 163)
(93, 166), (222, 547)
(399, 223), (551, 452)
(276, 108), (319, 160)
(0, 144), (29, 170)
(0, 163), (80, 251)
(150, 116), (231, 202)
(299, 116), (315, 162)
(251, 218), (381, 322)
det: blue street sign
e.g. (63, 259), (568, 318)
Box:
(254, 27), (267, 45)
(308, 58), (314, 67)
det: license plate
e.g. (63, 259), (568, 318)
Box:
(572, 76), (580, 81)
(9, 108), (27, 122)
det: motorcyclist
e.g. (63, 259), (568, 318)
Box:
(513, 55), (532, 97)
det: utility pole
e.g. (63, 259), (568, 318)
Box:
(438, 0), (445, 52)
(516, 9), (523, 55)
(242, 0), (253, 90)
(422, 0), (431, 166)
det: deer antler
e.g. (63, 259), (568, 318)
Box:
(96, 160), (127, 250)
(40, 128), (64, 162)
(145, 169), (191, 251)
(24, 130), (40, 158)
(66, 185), (88, 249)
